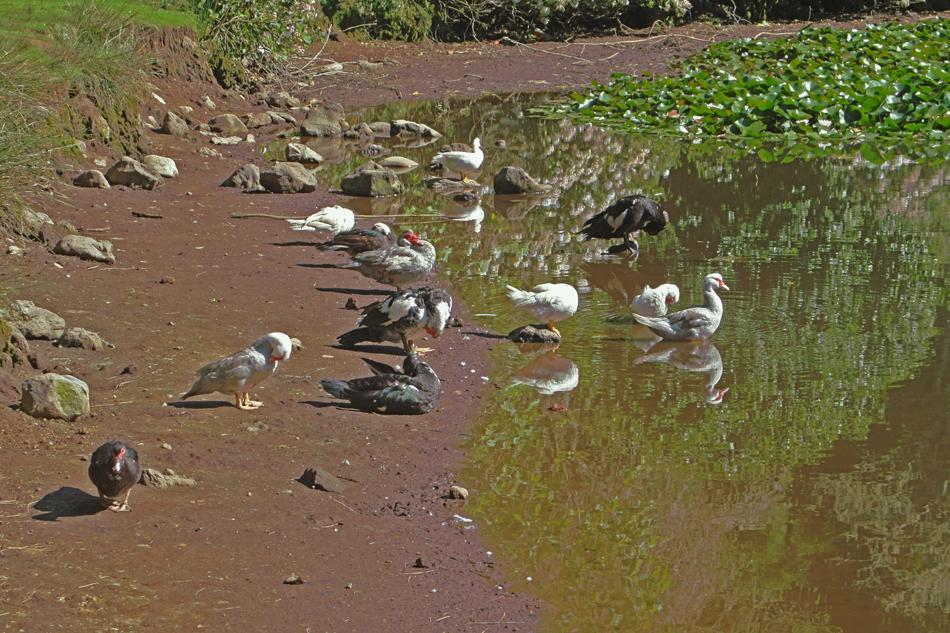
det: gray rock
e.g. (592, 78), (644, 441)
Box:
(222, 163), (264, 192)
(52, 235), (116, 264)
(177, 105), (194, 116)
(0, 318), (30, 366)
(268, 111), (297, 125)
(210, 135), (242, 145)
(391, 119), (441, 138)
(143, 155), (179, 178)
(508, 324), (562, 344)
(73, 170), (110, 189)
(286, 142), (323, 164)
(341, 162), (403, 197)
(198, 147), (222, 158)
(244, 112), (273, 129)
(368, 121), (392, 137)
(378, 156), (419, 171)
(266, 91), (301, 108)
(18, 209), (53, 238)
(300, 102), (346, 137)
(7, 245), (25, 256)
(56, 327), (111, 350)
(199, 95), (216, 109)
(259, 162), (318, 193)
(342, 122), (374, 140)
(19, 373), (89, 421)
(159, 111), (189, 137)
(359, 144), (389, 158)
(140, 468), (197, 488)
(298, 466), (344, 493)
(5, 300), (65, 340)
(493, 166), (552, 195)
(208, 113), (248, 136)
(105, 156), (161, 190)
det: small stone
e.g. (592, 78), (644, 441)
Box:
(377, 156), (418, 171)
(390, 119), (441, 138)
(283, 573), (304, 585)
(493, 166), (552, 195)
(268, 111), (297, 125)
(198, 147), (222, 158)
(341, 161), (403, 197)
(140, 467), (197, 488)
(142, 155), (179, 178)
(56, 327), (110, 351)
(286, 142), (323, 164)
(208, 114), (248, 136)
(297, 466), (344, 493)
(53, 235), (115, 264)
(178, 105), (194, 115)
(344, 298), (358, 310)
(161, 442), (172, 450)
(448, 485), (469, 500)
(413, 557), (428, 568)
(243, 112), (273, 129)
(342, 122), (374, 141)
(210, 135), (242, 145)
(105, 156), (161, 190)
(508, 324), (561, 344)
(72, 170), (110, 189)
(198, 95), (216, 109)
(158, 111), (189, 137)
(159, 276), (175, 284)
(245, 134), (255, 143)
(7, 245), (25, 256)
(19, 373), (89, 421)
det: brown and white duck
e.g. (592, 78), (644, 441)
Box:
(577, 194), (669, 255)
(318, 222), (394, 255)
(88, 440), (142, 512)
(344, 230), (436, 290)
(631, 273), (729, 341)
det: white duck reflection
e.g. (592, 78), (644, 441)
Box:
(634, 342), (729, 404)
(442, 193), (485, 233)
(510, 351), (580, 395)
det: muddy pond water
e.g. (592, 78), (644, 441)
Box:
(282, 92), (949, 632)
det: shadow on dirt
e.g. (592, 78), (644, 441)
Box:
(32, 487), (105, 521)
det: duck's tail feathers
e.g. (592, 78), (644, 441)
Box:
(320, 380), (351, 399)
(337, 327), (385, 347)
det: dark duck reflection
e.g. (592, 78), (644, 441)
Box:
(634, 342), (729, 404)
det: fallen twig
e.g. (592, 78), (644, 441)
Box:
(132, 211), (164, 219)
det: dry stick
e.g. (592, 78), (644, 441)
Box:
(132, 211), (163, 219)
(504, 38), (592, 63)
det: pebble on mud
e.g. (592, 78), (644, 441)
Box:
(140, 468), (197, 488)
(297, 466), (344, 493)
(448, 485), (469, 500)
(283, 573), (304, 585)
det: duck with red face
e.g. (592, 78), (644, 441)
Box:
(88, 440), (142, 512)
(343, 230), (436, 290)
(631, 273), (730, 341)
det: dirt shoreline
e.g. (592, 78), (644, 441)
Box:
(1, 13), (945, 631)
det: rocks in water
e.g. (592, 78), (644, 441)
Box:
(52, 235), (115, 264)
(424, 177), (479, 195)
(140, 468), (197, 488)
(143, 155), (179, 179)
(299, 102), (346, 137)
(19, 373), (89, 421)
(368, 121), (392, 137)
(72, 170), (110, 189)
(221, 163), (264, 192)
(259, 162), (318, 193)
(159, 111), (189, 137)
(493, 166), (552, 194)
(268, 111), (297, 125)
(377, 156), (418, 171)
(208, 113), (248, 136)
(285, 142), (323, 164)
(341, 161), (403, 197)
(5, 300), (65, 340)
(106, 156), (161, 190)
(297, 466), (344, 493)
(342, 122), (374, 141)
(244, 112), (273, 129)
(359, 144), (389, 158)
(56, 327), (111, 350)
(390, 119), (442, 138)
(508, 324), (562, 344)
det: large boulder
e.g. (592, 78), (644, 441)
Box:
(493, 166), (552, 195)
(5, 300), (65, 340)
(73, 170), (110, 189)
(208, 113), (248, 136)
(143, 155), (179, 178)
(56, 327), (111, 351)
(300, 102), (346, 137)
(222, 163), (264, 192)
(158, 111), (189, 137)
(341, 162), (403, 197)
(259, 162), (318, 193)
(20, 374), (90, 421)
(52, 235), (115, 264)
(105, 156), (161, 190)
(286, 142), (323, 164)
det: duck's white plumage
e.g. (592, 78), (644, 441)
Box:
(432, 138), (483, 179)
(287, 205), (355, 235)
(631, 273), (729, 341)
(632, 283), (680, 317)
(506, 283), (579, 324)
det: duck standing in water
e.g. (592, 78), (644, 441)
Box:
(338, 287), (453, 353)
(506, 282), (579, 338)
(431, 138), (483, 183)
(180, 332), (293, 410)
(578, 194), (669, 255)
(318, 222), (394, 255)
(88, 440), (142, 512)
(632, 273), (729, 341)
(344, 230), (436, 290)
(320, 353), (441, 414)
(632, 283), (680, 317)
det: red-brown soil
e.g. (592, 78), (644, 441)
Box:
(0, 13), (943, 632)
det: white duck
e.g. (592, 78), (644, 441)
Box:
(287, 205), (355, 236)
(432, 138), (483, 182)
(506, 282), (579, 338)
(180, 332), (293, 410)
(632, 283), (680, 317)
(631, 273), (729, 341)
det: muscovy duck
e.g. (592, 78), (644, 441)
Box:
(577, 194), (668, 254)
(344, 230), (436, 290)
(287, 205), (355, 236)
(318, 222), (394, 255)
(88, 440), (142, 512)
(320, 353), (441, 414)
(631, 273), (729, 341)
(338, 287), (453, 353)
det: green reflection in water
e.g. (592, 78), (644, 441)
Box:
(297, 93), (948, 632)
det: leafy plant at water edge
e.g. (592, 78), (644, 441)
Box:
(555, 20), (950, 164)
(321, 0), (434, 41)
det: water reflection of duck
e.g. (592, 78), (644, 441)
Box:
(510, 352), (579, 395)
(635, 341), (729, 404)
(441, 194), (485, 233)
(577, 194), (669, 255)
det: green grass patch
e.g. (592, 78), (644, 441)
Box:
(550, 19), (950, 164)
(0, 0), (195, 32)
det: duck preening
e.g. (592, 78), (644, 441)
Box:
(578, 194), (669, 255)
(631, 273), (729, 341)
(344, 230), (436, 290)
(88, 440), (142, 512)
(287, 205), (356, 236)
(506, 282), (579, 338)
(337, 287), (453, 353)
(320, 353), (441, 414)
(318, 222), (395, 255)
(632, 283), (680, 317)
(431, 138), (483, 183)
(181, 332), (293, 410)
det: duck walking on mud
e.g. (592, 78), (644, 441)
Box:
(88, 440), (142, 512)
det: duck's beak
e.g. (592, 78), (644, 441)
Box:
(719, 280), (730, 291)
